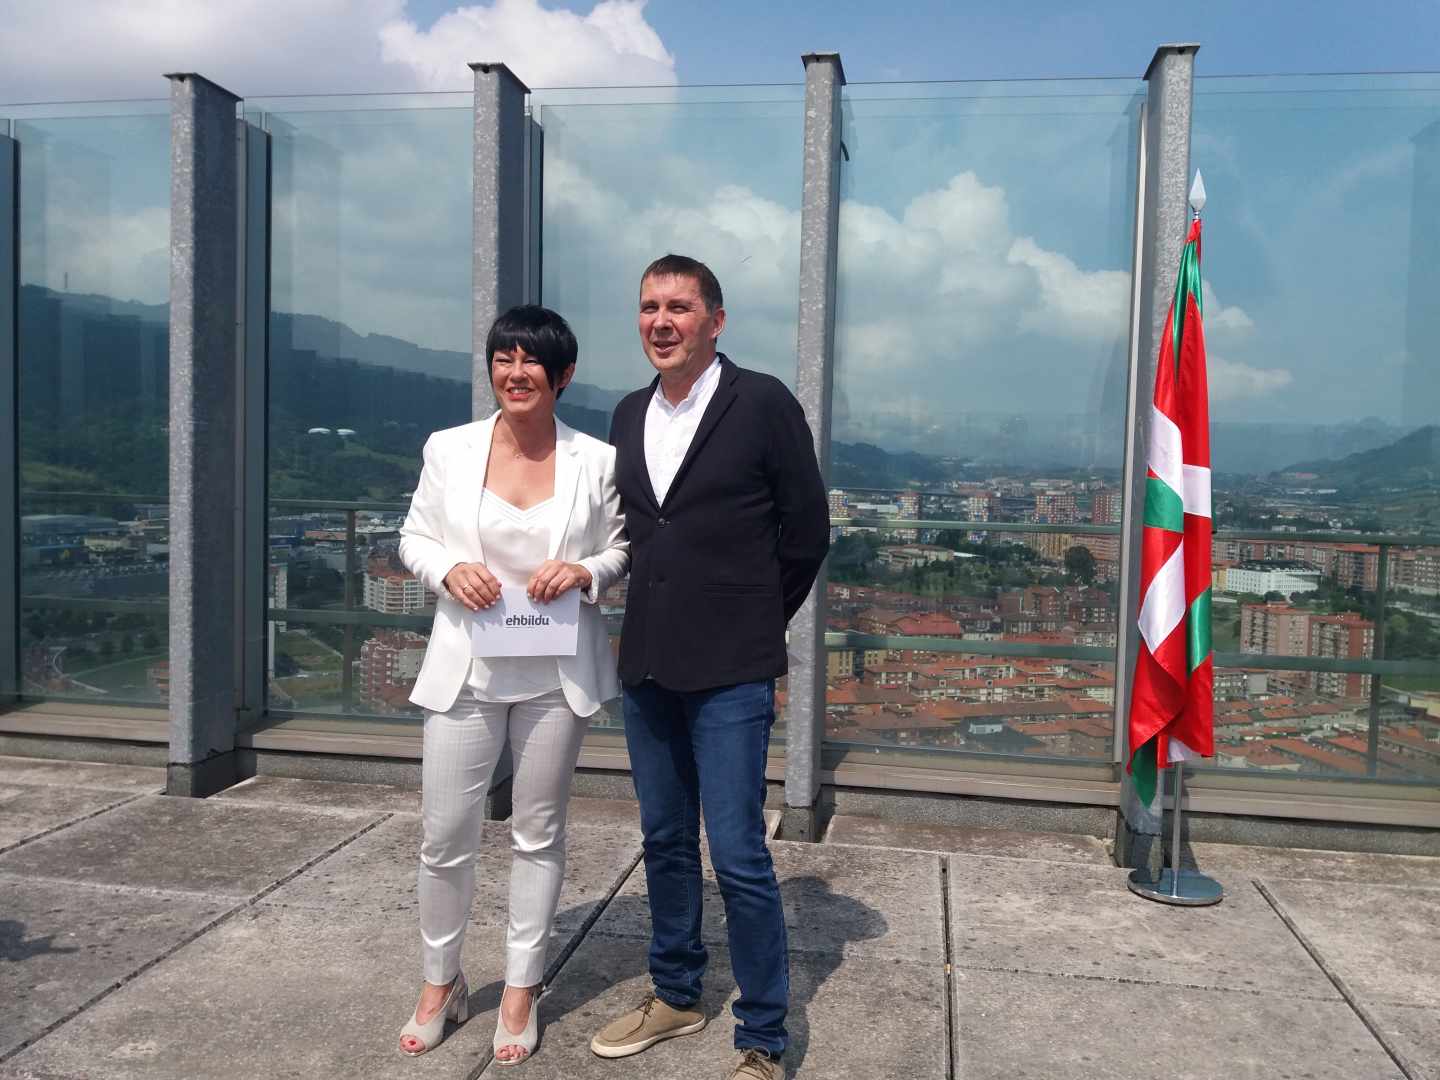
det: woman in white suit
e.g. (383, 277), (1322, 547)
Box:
(396, 306), (628, 1065)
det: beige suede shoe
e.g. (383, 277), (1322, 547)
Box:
(728, 1048), (785, 1079)
(589, 992), (707, 1058)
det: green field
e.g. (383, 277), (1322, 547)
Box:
(65, 653), (167, 700)
(1382, 675), (1440, 694)
(277, 630), (340, 666)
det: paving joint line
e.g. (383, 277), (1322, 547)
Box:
(949, 959), (1343, 1004)
(825, 837), (1113, 870)
(0, 791), (150, 858)
(0, 810), (395, 1068)
(1252, 878), (1418, 1080)
(939, 855), (957, 1080)
(0, 871), (247, 904)
(468, 833), (646, 1079)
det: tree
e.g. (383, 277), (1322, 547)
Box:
(1064, 545), (1097, 585)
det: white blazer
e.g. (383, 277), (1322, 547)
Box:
(398, 412), (630, 717)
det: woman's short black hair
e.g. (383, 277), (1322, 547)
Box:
(485, 305), (578, 399)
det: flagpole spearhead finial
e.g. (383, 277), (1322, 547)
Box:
(1189, 170), (1207, 215)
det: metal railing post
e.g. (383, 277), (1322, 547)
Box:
(1114, 44), (1199, 869)
(236, 118), (270, 733)
(166, 73), (244, 797)
(0, 130), (18, 708)
(469, 61), (530, 420)
(342, 508), (356, 712)
(783, 52), (846, 841)
(1367, 544), (1390, 776)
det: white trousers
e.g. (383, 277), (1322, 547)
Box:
(419, 688), (586, 988)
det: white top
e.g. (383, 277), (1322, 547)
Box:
(645, 356), (722, 505)
(465, 489), (564, 702)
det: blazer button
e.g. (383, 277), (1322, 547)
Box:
(657, 517), (669, 527)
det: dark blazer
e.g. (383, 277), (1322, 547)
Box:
(609, 354), (830, 692)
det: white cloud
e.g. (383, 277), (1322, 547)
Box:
(380, 0), (675, 90)
(1009, 238), (1129, 342)
(0, 0), (670, 102)
(1202, 281), (1255, 337)
(1209, 355), (1293, 403)
(24, 204), (169, 304)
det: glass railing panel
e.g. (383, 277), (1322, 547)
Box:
(534, 86), (807, 750)
(10, 103), (171, 710)
(825, 78), (1142, 765)
(256, 97), (471, 729)
(1194, 74), (1440, 790)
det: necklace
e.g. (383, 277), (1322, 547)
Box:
(495, 424), (552, 462)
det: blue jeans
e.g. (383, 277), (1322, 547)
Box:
(622, 679), (788, 1057)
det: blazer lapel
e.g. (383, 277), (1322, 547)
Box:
(547, 420), (581, 560)
(662, 356), (738, 509)
(455, 412), (499, 567)
(629, 379), (662, 513)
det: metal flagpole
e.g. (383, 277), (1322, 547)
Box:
(1128, 762), (1222, 905)
(1127, 170), (1223, 908)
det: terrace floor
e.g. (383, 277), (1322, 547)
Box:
(0, 754), (1435, 1079)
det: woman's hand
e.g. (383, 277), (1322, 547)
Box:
(527, 560), (593, 603)
(443, 562), (502, 611)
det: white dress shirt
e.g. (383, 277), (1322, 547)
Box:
(645, 357), (722, 505)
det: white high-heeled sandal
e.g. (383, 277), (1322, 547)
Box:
(398, 973), (468, 1056)
(493, 985), (540, 1067)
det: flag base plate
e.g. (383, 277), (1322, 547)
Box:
(1127, 868), (1224, 906)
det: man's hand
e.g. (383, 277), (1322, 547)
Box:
(443, 562), (502, 611)
(527, 560), (593, 603)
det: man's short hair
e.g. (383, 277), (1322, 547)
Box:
(485, 305), (577, 399)
(641, 254), (724, 314)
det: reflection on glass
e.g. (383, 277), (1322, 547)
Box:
(259, 99), (471, 721)
(538, 88), (806, 420)
(14, 110), (171, 706)
(825, 79), (1141, 762)
(1194, 76), (1440, 534)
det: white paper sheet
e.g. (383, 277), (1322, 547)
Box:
(469, 585), (580, 657)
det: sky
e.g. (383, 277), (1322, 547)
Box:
(3, 1), (1440, 464)
(4, 1), (1437, 101)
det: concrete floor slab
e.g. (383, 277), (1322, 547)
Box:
(1372, 1005), (1440, 1080)
(1190, 841), (1440, 889)
(951, 967), (1404, 1080)
(605, 840), (941, 963)
(502, 932), (948, 1079)
(948, 854), (1338, 999)
(0, 757), (165, 793)
(1263, 879), (1440, 1009)
(566, 797), (642, 829)
(0, 786), (140, 853)
(0, 796), (384, 900)
(1, 905), (510, 1080)
(261, 812), (641, 934)
(0, 877), (229, 1061)
(825, 815), (1110, 864)
(213, 775), (422, 814)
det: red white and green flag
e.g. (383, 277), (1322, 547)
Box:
(1127, 189), (1214, 806)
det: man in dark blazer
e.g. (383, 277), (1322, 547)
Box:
(589, 255), (829, 1080)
